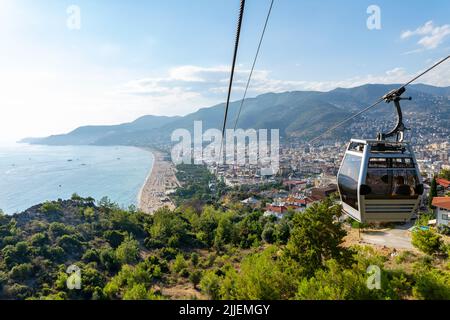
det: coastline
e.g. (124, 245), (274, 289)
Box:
(138, 149), (180, 214)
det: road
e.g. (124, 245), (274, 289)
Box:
(360, 223), (415, 250)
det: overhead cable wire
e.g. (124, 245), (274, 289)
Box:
(233, 0), (275, 131)
(216, 0), (246, 175)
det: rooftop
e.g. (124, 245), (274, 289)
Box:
(432, 197), (450, 210)
(436, 178), (450, 188)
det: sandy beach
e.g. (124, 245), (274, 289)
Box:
(138, 149), (180, 214)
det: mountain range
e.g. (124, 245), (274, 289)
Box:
(21, 83), (450, 146)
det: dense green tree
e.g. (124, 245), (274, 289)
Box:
(146, 209), (192, 248)
(71, 193), (83, 202)
(219, 247), (296, 300)
(235, 211), (263, 248)
(2, 242), (31, 268)
(214, 213), (235, 250)
(115, 236), (140, 265)
(261, 224), (276, 244)
(2, 283), (32, 299)
(109, 210), (145, 238)
(193, 206), (220, 246)
(80, 267), (107, 299)
(283, 200), (352, 277)
(30, 232), (50, 247)
(99, 247), (120, 272)
(56, 234), (84, 255)
(274, 218), (291, 244)
(98, 196), (119, 212)
(43, 246), (65, 263)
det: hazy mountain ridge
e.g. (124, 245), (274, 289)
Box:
(21, 84), (450, 146)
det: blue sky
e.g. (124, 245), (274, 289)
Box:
(1, 0), (449, 141)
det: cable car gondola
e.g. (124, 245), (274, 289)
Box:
(337, 87), (425, 223)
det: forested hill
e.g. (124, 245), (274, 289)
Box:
(21, 83), (450, 146)
(0, 193), (449, 300)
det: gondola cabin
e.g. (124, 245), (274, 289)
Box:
(337, 139), (424, 223)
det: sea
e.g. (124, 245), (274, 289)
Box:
(0, 143), (154, 214)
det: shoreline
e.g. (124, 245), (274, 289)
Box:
(138, 148), (180, 214)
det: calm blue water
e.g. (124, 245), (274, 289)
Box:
(0, 144), (153, 214)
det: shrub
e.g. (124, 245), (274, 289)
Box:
(9, 263), (33, 280)
(82, 249), (100, 263)
(3, 283), (32, 300)
(115, 236), (140, 265)
(200, 270), (221, 299)
(99, 248), (120, 272)
(48, 223), (74, 239)
(44, 246), (66, 262)
(296, 260), (379, 300)
(123, 284), (156, 300)
(222, 246), (296, 300)
(412, 229), (443, 255)
(148, 209), (192, 247)
(189, 270), (202, 288)
(103, 264), (154, 299)
(415, 213), (435, 227)
(83, 207), (96, 220)
(413, 269), (450, 300)
(30, 232), (50, 247)
(173, 254), (188, 274)
(39, 202), (62, 214)
(2, 242), (31, 268)
(56, 234), (84, 255)
(190, 252), (199, 267)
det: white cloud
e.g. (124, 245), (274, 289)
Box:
(120, 62), (450, 104)
(401, 21), (450, 50)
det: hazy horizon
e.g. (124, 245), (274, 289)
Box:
(8, 81), (449, 144)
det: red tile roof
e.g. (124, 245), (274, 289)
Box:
(266, 205), (288, 213)
(432, 197), (450, 210)
(436, 178), (450, 188)
(285, 197), (308, 205)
